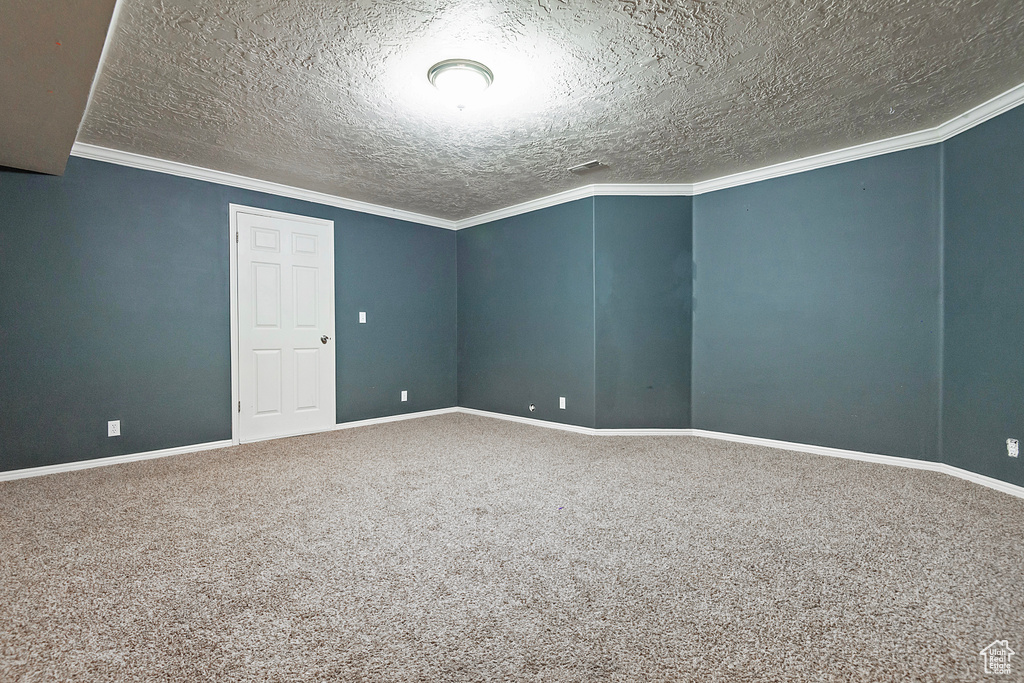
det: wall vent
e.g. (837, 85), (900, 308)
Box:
(568, 160), (605, 174)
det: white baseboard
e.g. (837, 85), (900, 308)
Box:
(0, 408), (462, 482)
(688, 428), (945, 472)
(455, 407), (607, 434)
(454, 408), (1024, 500)
(0, 440), (233, 482)
(4, 408), (1021, 501)
(334, 407), (461, 431)
(454, 407), (691, 436)
(691, 428), (1024, 500)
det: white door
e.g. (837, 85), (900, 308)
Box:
(235, 207), (335, 442)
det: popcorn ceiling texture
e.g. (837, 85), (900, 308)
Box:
(79, 0), (1024, 220)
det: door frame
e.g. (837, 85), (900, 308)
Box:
(228, 203), (336, 445)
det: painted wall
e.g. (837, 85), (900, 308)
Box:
(942, 104), (1024, 488)
(5, 105), (1024, 491)
(595, 196), (692, 429)
(457, 199), (596, 427)
(692, 147), (943, 461)
(0, 157), (456, 472)
(333, 213), (456, 422)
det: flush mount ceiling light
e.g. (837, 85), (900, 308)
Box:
(428, 59), (494, 110)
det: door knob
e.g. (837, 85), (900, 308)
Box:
(321, 335), (331, 344)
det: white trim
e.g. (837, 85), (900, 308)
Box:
(229, 204), (336, 445)
(70, 143), (458, 230)
(455, 407), (691, 436)
(450, 81), (1024, 229)
(236, 426), (334, 444)
(688, 81), (1024, 195)
(72, 83), (1024, 231)
(333, 407), (460, 431)
(937, 465), (1024, 500)
(450, 183), (696, 229)
(0, 440), (232, 482)
(3, 408), (1021, 500)
(229, 206), (240, 446)
(454, 408), (1024, 500)
(688, 429), (1024, 499)
(689, 428), (947, 471)
(457, 407), (605, 434)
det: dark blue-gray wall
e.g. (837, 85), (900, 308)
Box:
(595, 196), (692, 429)
(456, 196), (693, 431)
(5, 103), (1024, 490)
(0, 157), (456, 472)
(334, 213), (456, 422)
(454, 106), (1024, 489)
(942, 104), (1024, 488)
(692, 148), (943, 461)
(457, 199), (596, 427)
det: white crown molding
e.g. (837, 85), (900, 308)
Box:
(451, 81), (1024, 229)
(69, 142), (458, 230)
(0, 439), (233, 482)
(450, 183), (697, 230)
(688, 81), (1024, 195)
(71, 82), (1024, 231)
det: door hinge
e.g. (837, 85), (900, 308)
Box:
(236, 231), (239, 243)
(238, 400), (241, 413)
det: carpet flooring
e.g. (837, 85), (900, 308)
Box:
(1, 413), (1022, 682)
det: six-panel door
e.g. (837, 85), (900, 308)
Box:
(237, 211), (335, 442)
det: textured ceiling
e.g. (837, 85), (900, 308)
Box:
(78, 0), (1024, 220)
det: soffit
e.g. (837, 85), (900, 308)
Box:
(1, 0), (117, 174)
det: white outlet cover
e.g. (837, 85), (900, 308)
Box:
(108, 420), (120, 437)
(559, 397), (566, 409)
(401, 390), (408, 402)
(359, 311), (366, 323)
(1008, 438), (1019, 457)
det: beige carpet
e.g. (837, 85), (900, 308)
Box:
(1, 413), (1022, 682)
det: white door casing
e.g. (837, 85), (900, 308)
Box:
(231, 205), (335, 443)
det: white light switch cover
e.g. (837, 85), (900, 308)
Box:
(359, 311), (366, 323)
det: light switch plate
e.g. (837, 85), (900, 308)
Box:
(359, 311), (366, 324)
(401, 390), (408, 402)
(559, 397), (566, 409)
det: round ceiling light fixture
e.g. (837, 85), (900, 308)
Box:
(428, 59), (493, 110)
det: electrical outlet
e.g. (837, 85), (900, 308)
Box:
(359, 311), (366, 324)
(401, 390), (408, 402)
(559, 396), (566, 409)
(108, 420), (120, 437)
(1008, 438), (1019, 458)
